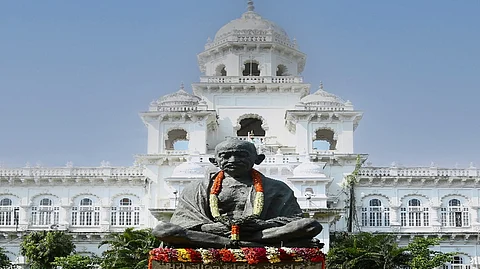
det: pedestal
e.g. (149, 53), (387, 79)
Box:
(149, 248), (325, 269)
(151, 261), (323, 269)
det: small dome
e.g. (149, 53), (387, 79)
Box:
(158, 84), (201, 107)
(171, 161), (206, 179)
(293, 161), (327, 178)
(213, 1), (291, 46)
(300, 83), (346, 108)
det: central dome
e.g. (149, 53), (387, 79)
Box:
(213, 1), (290, 44)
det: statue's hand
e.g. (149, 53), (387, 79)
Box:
(201, 222), (230, 236)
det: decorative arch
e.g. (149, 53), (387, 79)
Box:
(234, 114), (269, 133)
(69, 193), (101, 205)
(0, 193), (20, 199)
(110, 194), (141, 227)
(361, 194), (392, 205)
(440, 194), (471, 205)
(399, 194), (432, 206)
(165, 127), (189, 150)
(399, 195), (431, 227)
(30, 193), (60, 204)
(444, 254), (472, 268)
(439, 195), (471, 228)
(0, 195), (19, 227)
(276, 64), (289, 76)
(312, 127), (337, 150)
(110, 193), (141, 204)
(215, 64), (227, 76)
(361, 195), (391, 227)
(242, 59), (260, 76)
(70, 194), (101, 227)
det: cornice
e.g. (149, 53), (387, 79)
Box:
(192, 83), (310, 97)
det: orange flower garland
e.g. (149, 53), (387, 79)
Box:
(209, 169), (264, 241)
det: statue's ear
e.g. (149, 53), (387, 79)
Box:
(209, 157), (218, 167)
(254, 154), (266, 165)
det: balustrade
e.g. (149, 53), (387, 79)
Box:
(199, 76), (303, 84)
(359, 167), (479, 177)
(0, 166), (144, 178)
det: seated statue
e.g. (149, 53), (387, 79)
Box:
(153, 139), (323, 248)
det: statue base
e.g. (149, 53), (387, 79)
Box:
(151, 261), (323, 269)
(149, 247), (325, 269)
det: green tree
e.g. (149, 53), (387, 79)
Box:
(327, 232), (410, 269)
(20, 230), (75, 269)
(0, 247), (12, 269)
(407, 237), (457, 269)
(52, 254), (99, 269)
(99, 228), (161, 269)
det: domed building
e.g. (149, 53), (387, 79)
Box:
(0, 1), (478, 267)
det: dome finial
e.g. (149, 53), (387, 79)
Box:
(247, 0), (255, 12)
(180, 82), (185, 91)
(319, 81), (324, 90)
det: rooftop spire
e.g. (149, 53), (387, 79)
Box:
(247, 0), (255, 12)
(319, 81), (324, 90)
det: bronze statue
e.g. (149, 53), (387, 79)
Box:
(153, 139), (322, 248)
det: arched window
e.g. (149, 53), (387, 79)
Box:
(361, 198), (390, 227)
(237, 118), (266, 137)
(111, 197), (140, 227)
(71, 198), (100, 226)
(313, 129), (336, 151)
(31, 198), (60, 226)
(441, 198), (469, 227)
(276, 64), (288, 76)
(0, 198), (18, 226)
(443, 255), (471, 269)
(215, 64), (227, 76)
(400, 198), (430, 227)
(243, 60), (260, 76)
(165, 129), (189, 151)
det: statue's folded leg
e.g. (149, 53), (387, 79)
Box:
(153, 222), (263, 248)
(242, 218), (322, 244)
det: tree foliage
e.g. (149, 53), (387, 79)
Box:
(99, 228), (161, 269)
(0, 247), (12, 269)
(327, 232), (410, 269)
(407, 237), (457, 269)
(52, 254), (99, 269)
(20, 230), (75, 269)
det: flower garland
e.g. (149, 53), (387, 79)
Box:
(149, 247), (325, 268)
(209, 169), (264, 241)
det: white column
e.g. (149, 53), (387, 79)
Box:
(295, 120), (308, 153)
(390, 205), (400, 225)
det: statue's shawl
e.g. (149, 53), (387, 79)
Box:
(170, 172), (303, 230)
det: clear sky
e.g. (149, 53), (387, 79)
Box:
(0, 0), (479, 168)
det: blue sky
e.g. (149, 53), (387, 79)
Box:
(0, 0), (478, 168)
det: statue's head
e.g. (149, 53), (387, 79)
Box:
(209, 139), (266, 177)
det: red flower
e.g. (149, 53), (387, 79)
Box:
(242, 247), (268, 264)
(184, 249), (201, 263)
(219, 249), (237, 262)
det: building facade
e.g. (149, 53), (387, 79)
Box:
(0, 1), (477, 268)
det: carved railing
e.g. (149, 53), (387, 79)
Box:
(359, 167), (479, 177)
(199, 76), (303, 84)
(0, 166), (145, 177)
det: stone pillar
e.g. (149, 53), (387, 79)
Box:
(431, 205), (442, 229)
(18, 205), (29, 231)
(390, 205), (400, 226)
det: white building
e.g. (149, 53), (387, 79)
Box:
(0, 1), (477, 268)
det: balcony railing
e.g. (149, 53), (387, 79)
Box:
(199, 76), (303, 84)
(359, 167), (479, 177)
(0, 166), (145, 177)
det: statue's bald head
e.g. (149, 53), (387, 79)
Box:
(214, 139), (258, 156)
(209, 139), (265, 177)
